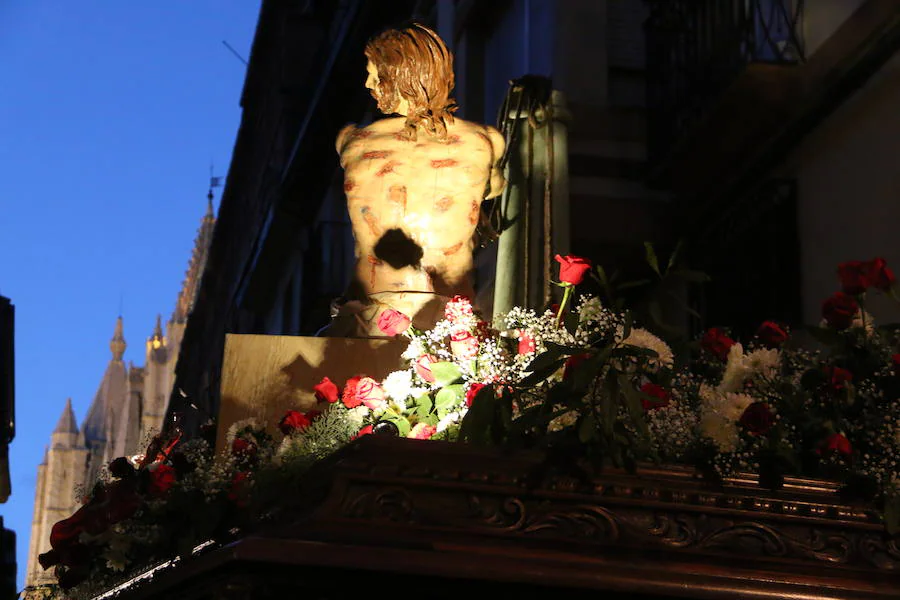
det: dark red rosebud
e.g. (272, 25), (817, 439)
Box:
(465, 383), (488, 408)
(562, 353), (590, 381)
(837, 260), (870, 295)
(700, 328), (735, 362)
(866, 257), (895, 292)
(824, 365), (853, 391)
(312, 376), (340, 403)
(146, 463), (177, 498)
(231, 437), (257, 458)
(756, 321), (788, 348)
(892, 354), (900, 371)
(279, 409), (313, 435)
(639, 383), (671, 411)
(107, 457), (135, 479)
(227, 471), (251, 507)
(352, 425), (374, 440)
(555, 254), (592, 286)
(821, 292), (858, 330)
(341, 375), (363, 408)
(819, 432), (852, 457)
(739, 402), (775, 435)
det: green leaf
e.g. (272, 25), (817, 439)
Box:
(666, 239), (684, 273)
(435, 384), (464, 410)
(526, 348), (561, 372)
(543, 340), (585, 355)
(459, 385), (496, 443)
(413, 394), (435, 416)
(620, 376), (650, 438)
(430, 361), (462, 386)
(621, 310), (633, 340)
(518, 357), (566, 387)
(644, 242), (660, 276)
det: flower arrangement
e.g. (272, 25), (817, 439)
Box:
(38, 250), (900, 597)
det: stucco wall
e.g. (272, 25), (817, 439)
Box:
(786, 51), (900, 325)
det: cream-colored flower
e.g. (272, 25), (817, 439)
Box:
(622, 327), (674, 370)
(382, 370), (414, 403)
(700, 412), (740, 453)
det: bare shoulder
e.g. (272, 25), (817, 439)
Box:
(336, 123), (357, 155)
(482, 124), (505, 159)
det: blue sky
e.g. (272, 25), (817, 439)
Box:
(0, 2), (260, 589)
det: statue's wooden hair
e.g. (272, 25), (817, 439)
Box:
(365, 23), (458, 141)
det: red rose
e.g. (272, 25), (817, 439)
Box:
(837, 260), (870, 295)
(146, 463), (177, 498)
(465, 383), (488, 408)
(354, 377), (387, 410)
(820, 432), (852, 457)
(821, 292), (858, 330)
(409, 423), (437, 439)
(313, 376), (339, 403)
(228, 471), (251, 507)
(517, 331), (536, 355)
(824, 365), (853, 391)
(341, 375), (363, 408)
(739, 402), (775, 435)
(450, 328), (479, 360)
(279, 409), (314, 435)
(555, 254), (592, 286)
(639, 383), (671, 411)
(700, 328), (735, 362)
(352, 425), (374, 440)
(414, 354), (438, 383)
(377, 308), (411, 336)
(231, 437), (257, 458)
(756, 321), (788, 348)
(563, 353), (590, 380)
(866, 257), (895, 292)
(892, 354), (900, 371)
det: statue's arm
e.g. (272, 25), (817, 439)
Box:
(484, 125), (506, 199)
(336, 124), (356, 158)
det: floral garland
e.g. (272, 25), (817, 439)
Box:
(34, 253), (900, 598)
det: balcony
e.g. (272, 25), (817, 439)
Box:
(645, 0), (804, 193)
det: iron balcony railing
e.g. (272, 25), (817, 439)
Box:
(645, 0), (805, 167)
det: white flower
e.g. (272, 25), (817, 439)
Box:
(436, 410), (463, 433)
(578, 297), (606, 323)
(621, 327), (674, 370)
(225, 418), (262, 446)
(383, 370), (415, 403)
(700, 412), (740, 453)
(719, 344), (780, 393)
(401, 338), (425, 361)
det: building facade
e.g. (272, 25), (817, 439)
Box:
(23, 200), (215, 587)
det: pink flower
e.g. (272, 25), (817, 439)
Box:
(312, 377), (339, 403)
(377, 309), (411, 336)
(408, 423), (437, 439)
(450, 328), (479, 359)
(355, 377), (387, 410)
(517, 331), (535, 355)
(414, 354), (438, 383)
